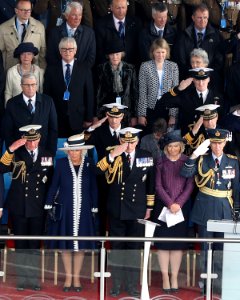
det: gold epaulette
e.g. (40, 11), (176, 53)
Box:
(147, 194), (155, 207)
(97, 157), (109, 172)
(0, 151), (14, 165)
(184, 132), (194, 144)
(169, 88), (177, 96)
(226, 154), (237, 160)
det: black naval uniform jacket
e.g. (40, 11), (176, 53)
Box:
(0, 147), (53, 218)
(160, 85), (224, 135)
(181, 153), (239, 226)
(96, 148), (155, 220)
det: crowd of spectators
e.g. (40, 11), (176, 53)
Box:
(0, 0), (240, 296)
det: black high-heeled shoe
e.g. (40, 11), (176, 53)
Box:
(171, 288), (179, 293)
(63, 286), (71, 292)
(73, 286), (82, 292)
(162, 288), (171, 294)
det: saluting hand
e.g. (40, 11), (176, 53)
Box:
(9, 138), (27, 152)
(178, 77), (193, 91)
(110, 143), (128, 160)
(192, 116), (203, 136)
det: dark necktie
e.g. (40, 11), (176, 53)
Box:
(197, 32), (203, 48)
(158, 30), (163, 38)
(65, 64), (71, 86)
(113, 131), (118, 141)
(27, 99), (33, 113)
(127, 154), (131, 168)
(30, 151), (35, 161)
(21, 23), (26, 42)
(215, 158), (220, 169)
(118, 21), (124, 39)
(199, 92), (203, 103)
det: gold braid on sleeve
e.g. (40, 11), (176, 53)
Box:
(195, 155), (215, 188)
(189, 133), (205, 149)
(105, 156), (123, 184)
(12, 161), (26, 183)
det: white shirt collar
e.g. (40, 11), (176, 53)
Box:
(212, 153), (223, 164)
(196, 89), (208, 103)
(26, 148), (38, 162)
(113, 15), (125, 30)
(154, 24), (164, 32)
(23, 93), (36, 109)
(109, 125), (121, 136)
(66, 23), (77, 32)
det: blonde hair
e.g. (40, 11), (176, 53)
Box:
(150, 38), (170, 60)
(163, 141), (185, 156)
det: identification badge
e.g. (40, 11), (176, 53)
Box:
(116, 96), (121, 104)
(56, 17), (63, 26)
(63, 90), (70, 101)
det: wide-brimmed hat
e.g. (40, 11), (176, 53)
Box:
(19, 124), (41, 141)
(189, 67), (213, 80)
(119, 127), (142, 143)
(196, 104), (219, 120)
(13, 42), (39, 58)
(163, 130), (184, 146)
(58, 133), (94, 151)
(104, 103), (127, 117)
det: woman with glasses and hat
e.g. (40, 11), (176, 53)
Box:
(152, 130), (194, 293)
(45, 133), (98, 292)
(5, 42), (44, 105)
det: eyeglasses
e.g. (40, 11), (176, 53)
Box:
(21, 83), (37, 88)
(61, 48), (75, 53)
(17, 8), (32, 13)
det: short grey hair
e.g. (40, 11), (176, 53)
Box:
(21, 72), (37, 85)
(58, 37), (77, 51)
(64, 1), (83, 17)
(190, 48), (209, 66)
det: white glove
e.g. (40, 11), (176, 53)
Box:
(193, 139), (210, 158)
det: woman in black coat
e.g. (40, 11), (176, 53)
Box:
(96, 39), (138, 126)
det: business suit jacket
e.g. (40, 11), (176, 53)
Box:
(43, 60), (94, 137)
(46, 21), (96, 67)
(181, 153), (239, 226)
(95, 13), (142, 65)
(0, 16), (46, 70)
(0, 147), (53, 218)
(160, 85), (224, 135)
(2, 92), (58, 156)
(97, 148), (155, 220)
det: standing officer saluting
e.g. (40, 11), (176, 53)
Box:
(96, 127), (155, 297)
(181, 129), (239, 292)
(0, 124), (53, 291)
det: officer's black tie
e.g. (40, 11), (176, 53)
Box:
(199, 92), (203, 104)
(30, 151), (35, 161)
(215, 158), (220, 169)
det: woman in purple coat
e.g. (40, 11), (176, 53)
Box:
(152, 130), (194, 293)
(45, 133), (98, 292)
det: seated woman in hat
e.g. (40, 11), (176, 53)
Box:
(5, 42), (44, 105)
(152, 130), (194, 293)
(45, 133), (98, 292)
(95, 39), (138, 126)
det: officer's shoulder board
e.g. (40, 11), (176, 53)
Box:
(226, 154), (238, 160)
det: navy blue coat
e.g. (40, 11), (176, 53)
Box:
(45, 156), (98, 250)
(181, 153), (239, 226)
